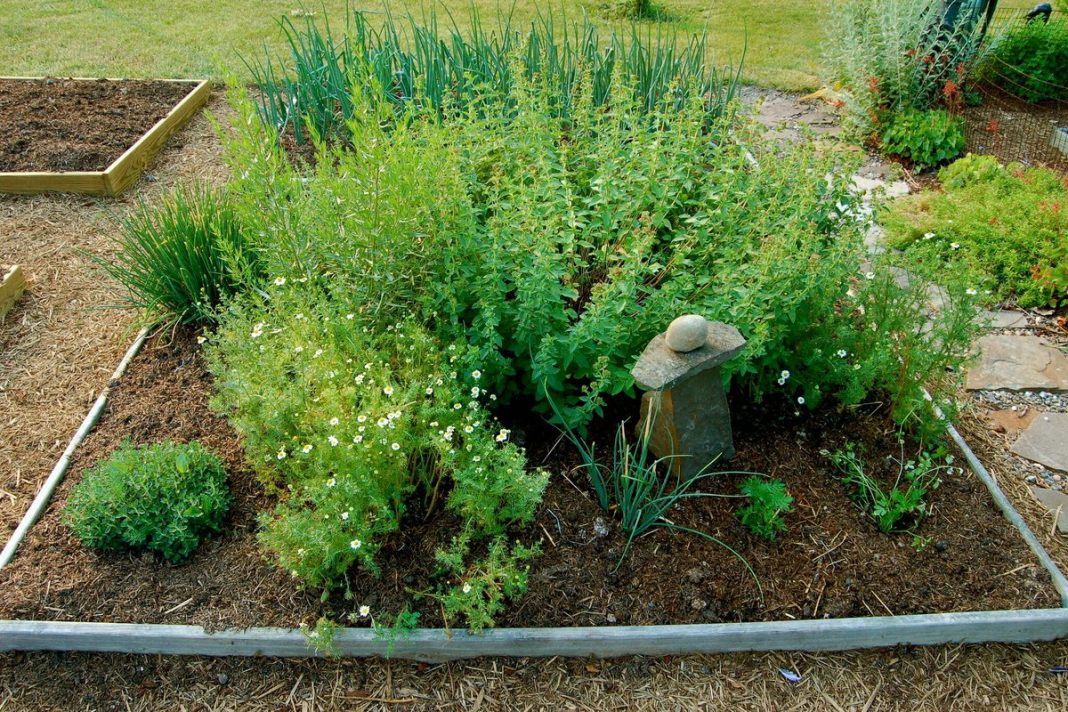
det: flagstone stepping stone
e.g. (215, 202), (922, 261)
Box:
(1029, 486), (1068, 534)
(1012, 413), (1068, 473)
(979, 310), (1028, 329)
(966, 336), (1068, 392)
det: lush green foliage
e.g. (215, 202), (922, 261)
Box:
(882, 154), (1068, 308)
(249, 7), (736, 144)
(99, 185), (262, 327)
(980, 17), (1068, 102)
(206, 289), (548, 592)
(226, 47), (982, 437)
(824, 442), (953, 533)
(878, 108), (966, 169)
(736, 476), (793, 540)
(64, 440), (231, 563)
(826, 0), (980, 141)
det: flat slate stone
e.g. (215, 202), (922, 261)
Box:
(1029, 486), (1068, 534)
(987, 408), (1039, 435)
(966, 336), (1068, 392)
(979, 310), (1028, 329)
(1012, 413), (1068, 473)
(631, 322), (746, 391)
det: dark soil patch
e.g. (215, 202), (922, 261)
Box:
(0, 331), (1057, 630)
(0, 78), (196, 172)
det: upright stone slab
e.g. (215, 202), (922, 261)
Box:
(631, 320), (746, 477)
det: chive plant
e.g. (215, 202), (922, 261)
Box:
(248, 7), (738, 144)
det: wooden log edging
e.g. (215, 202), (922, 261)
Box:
(0, 78), (210, 196)
(0, 327), (150, 569)
(947, 422), (1068, 607)
(2, 609), (1068, 661)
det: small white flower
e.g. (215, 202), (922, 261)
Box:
(864, 271), (875, 280)
(353, 435), (363, 444)
(357, 415), (367, 423)
(341, 511), (349, 521)
(377, 417), (389, 428)
(277, 447), (287, 459)
(495, 428), (510, 443)
(196, 335), (207, 345)
(346, 313), (355, 320)
(274, 277), (287, 286)
(383, 385), (394, 396)
(358, 605), (370, 617)
(302, 443), (313, 453)
(837, 349), (848, 358)
(326, 477), (336, 487)
(462, 583), (472, 594)
(780, 370), (790, 380)
(777, 378), (786, 386)
(313, 349), (323, 358)
(294, 345), (304, 353)
(966, 288), (978, 296)
(294, 313), (306, 321)
(391, 442), (401, 451)
(923, 232), (935, 240)
(797, 396), (806, 405)
(350, 538), (362, 550)
(355, 373), (365, 385)
(329, 417), (340, 426)
(472, 370), (482, 380)
(471, 386), (481, 398)
(426, 387), (434, 395)
(328, 435), (339, 447)
(950, 242), (961, 250)
(464, 425), (474, 434)
(454, 403), (462, 410)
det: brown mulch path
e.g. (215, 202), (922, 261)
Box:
(0, 78), (195, 172)
(0, 91), (230, 549)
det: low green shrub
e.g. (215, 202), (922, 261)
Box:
(206, 289), (548, 593)
(99, 185), (262, 327)
(64, 440), (231, 563)
(736, 476), (793, 540)
(878, 108), (966, 170)
(823, 442), (953, 533)
(980, 17), (1068, 102)
(882, 154), (1068, 308)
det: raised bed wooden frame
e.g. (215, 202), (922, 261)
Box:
(0, 78), (210, 196)
(0, 264), (27, 319)
(1, 332), (1067, 660)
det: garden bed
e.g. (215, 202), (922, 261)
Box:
(0, 77), (210, 195)
(0, 329), (1059, 634)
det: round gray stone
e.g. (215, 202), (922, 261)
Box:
(665, 314), (709, 353)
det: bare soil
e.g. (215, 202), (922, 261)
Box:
(0, 328), (1056, 630)
(0, 78), (195, 172)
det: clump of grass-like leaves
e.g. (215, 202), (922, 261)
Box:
(99, 185), (261, 327)
(248, 6), (736, 144)
(554, 399), (761, 596)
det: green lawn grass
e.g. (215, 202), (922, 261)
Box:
(0, 1), (1041, 91)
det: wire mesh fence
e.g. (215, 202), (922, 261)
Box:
(962, 9), (1068, 172)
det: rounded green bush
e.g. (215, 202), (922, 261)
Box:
(64, 440), (231, 563)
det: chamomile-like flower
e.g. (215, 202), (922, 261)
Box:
(950, 242), (961, 250)
(330, 417), (340, 426)
(326, 477), (336, 487)
(358, 605), (370, 617)
(328, 435), (339, 447)
(302, 443), (313, 454)
(966, 287), (978, 296)
(274, 277), (286, 286)
(471, 370), (481, 380)
(391, 442), (401, 451)
(383, 385), (394, 396)
(277, 447), (287, 459)
(350, 538), (362, 550)
(797, 396), (806, 405)
(340, 511), (349, 521)
(462, 583), (472, 594)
